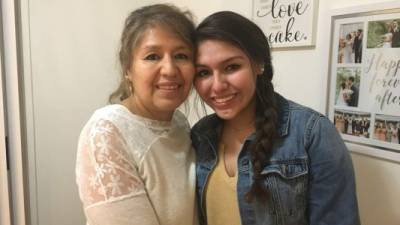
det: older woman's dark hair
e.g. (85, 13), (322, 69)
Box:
(196, 11), (279, 201)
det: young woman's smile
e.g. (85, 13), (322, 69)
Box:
(194, 39), (260, 121)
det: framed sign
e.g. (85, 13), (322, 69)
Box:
(327, 2), (400, 162)
(252, 0), (318, 48)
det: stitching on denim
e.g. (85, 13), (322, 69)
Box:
(304, 114), (322, 150)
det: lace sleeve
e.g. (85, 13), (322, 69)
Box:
(76, 119), (160, 225)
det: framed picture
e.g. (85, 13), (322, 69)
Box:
(252, 0), (319, 49)
(327, 1), (400, 162)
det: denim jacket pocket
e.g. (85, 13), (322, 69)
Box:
(259, 158), (308, 225)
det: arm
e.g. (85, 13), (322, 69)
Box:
(305, 116), (360, 225)
(76, 119), (160, 225)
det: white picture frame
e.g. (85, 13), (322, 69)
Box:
(252, 0), (319, 49)
(327, 1), (400, 162)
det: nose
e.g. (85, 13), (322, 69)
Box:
(160, 56), (177, 77)
(211, 73), (228, 93)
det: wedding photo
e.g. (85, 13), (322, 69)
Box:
(335, 67), (361, 107)
(337, 22), (364, 63)
(334, 110), (371, 138)
(367, 19), (400, 48)
(373, 115), (400, 144)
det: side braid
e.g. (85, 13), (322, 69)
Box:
(247, 68), (279, 202)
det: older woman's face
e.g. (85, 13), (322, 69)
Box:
(125, 26), (194, 120)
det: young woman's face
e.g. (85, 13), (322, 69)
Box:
(194, 39), (260, 121)
(126, 26), (194, 120)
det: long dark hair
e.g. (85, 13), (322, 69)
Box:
(196, 11), (279, 201)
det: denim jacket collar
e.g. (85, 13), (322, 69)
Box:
(276, 93), (290, 137)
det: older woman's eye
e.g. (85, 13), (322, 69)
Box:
(144, 54), (160, 60)
(175, 53), (190, 60)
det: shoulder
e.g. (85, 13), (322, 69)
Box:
(82, 105), (119, 128)
(191, 114), (220, 135)
(86, 105), (134, 130)
(79, 105), (127, 140)
(81, 104), (158, 144)
(89, 104), (129, 124)
(173, 110), (190, 130)
(190, 114), (221, 150)
(287, 103), (338, 148)
(276, 95), (334, 144)
(289, 100), (326, 127)
(281, 102), (345, 155)
(278, 95), (325, 127)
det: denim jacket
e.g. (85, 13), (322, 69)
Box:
(191, 93), (360, 225)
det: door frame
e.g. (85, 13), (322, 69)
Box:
(1, 0), (28, 224)
(0, 11), (12, 225)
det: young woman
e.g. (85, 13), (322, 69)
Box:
(76, 4), (197, 225)
(191, 11), (360, 225)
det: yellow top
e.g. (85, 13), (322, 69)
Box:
(205, 144), (242, 225)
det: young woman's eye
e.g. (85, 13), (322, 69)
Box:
(225, 64), (240, 72)
(196, 69), (210, 78)
(175, 53), (189, 60)
(144, 54), (160, 60)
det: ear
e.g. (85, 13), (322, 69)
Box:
(125, 70), (133, 81)
(255, 64), (265, 76)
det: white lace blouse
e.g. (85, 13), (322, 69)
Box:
(76, 105), (198, 225)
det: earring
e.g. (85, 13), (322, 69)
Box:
(125, 77), (133, 93)
(259, 66), (265, 75)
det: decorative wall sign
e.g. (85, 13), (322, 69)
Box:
(327, 2), (400, 162)
(252, 0), (318, 48)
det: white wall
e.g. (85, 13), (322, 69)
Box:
(21, 0), (399, 225)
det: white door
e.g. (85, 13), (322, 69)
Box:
(18, 1), (153, 224)
(2, 0), (28, 225)
(0, 35), (12, 225)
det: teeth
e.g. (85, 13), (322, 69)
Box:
(214, 95), (234, 103)
(158, 85), (179, 90)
